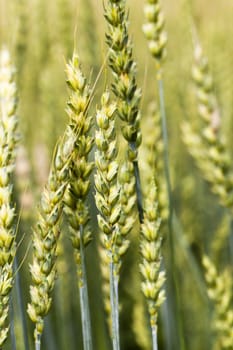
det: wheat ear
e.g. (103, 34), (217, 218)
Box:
(98, 156), (136, 334)
(140, 102), (168, 222)
(140, 182), (166, 350)
(203, 255), (233, 348)
(27, 135), (72, 350)
(104, 0), (143, 222)
(142, 0), (167, 62)
(64, 53), (94, 350)
(95, 91), (127, 350)
(0, 48), (19, 346)
(183, 43), (233, 211)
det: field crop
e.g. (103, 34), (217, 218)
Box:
(0, 0), (232, 349)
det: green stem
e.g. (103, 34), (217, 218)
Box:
(114, 270), (120, 349)
(130, 143), (144, 223)
(14, 257), (30, 350)
(172, 213), (207, 301)
(151, 325), (158, 350)
(79, 224), (93, 350)
(35, 332), (41, 350)
(157, 73), (185, 350)
(110, 261), (120, 350)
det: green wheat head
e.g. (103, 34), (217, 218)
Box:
(64, 53), (94, 280)
(183, 43), (233, 211)
(0, 48), (19, 346)
(142, 0), (167, 63)
(203, 255), (233, 349)
(140, 181), (165, 332)
(28, 134), (72, 343)
(104, 0), (142, 161)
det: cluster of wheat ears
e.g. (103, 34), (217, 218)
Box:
(0, 0), (232, 349)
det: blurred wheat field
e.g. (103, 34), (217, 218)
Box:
(0, 0), (233, 349)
